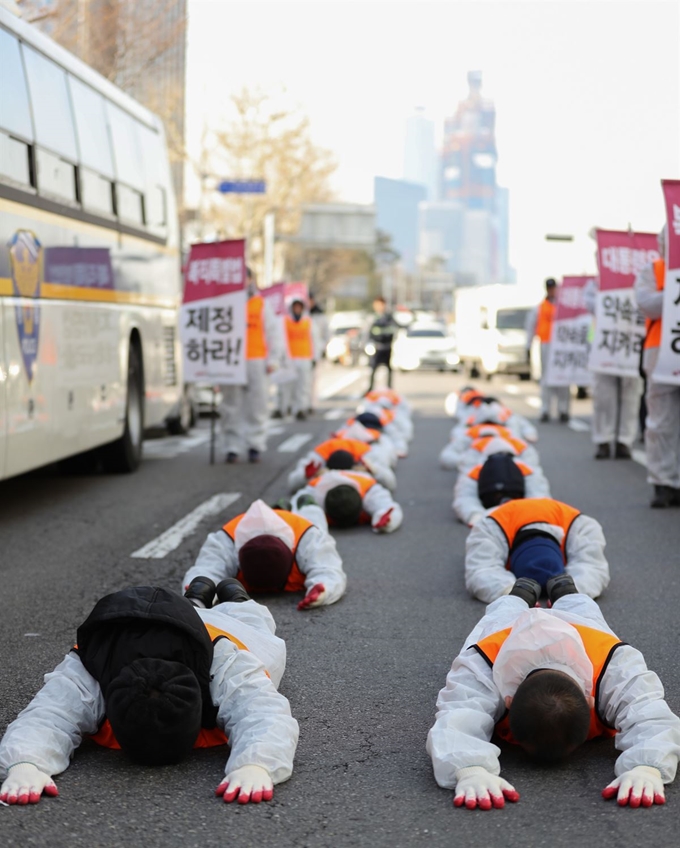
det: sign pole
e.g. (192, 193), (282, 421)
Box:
(210, 386), (216, 465)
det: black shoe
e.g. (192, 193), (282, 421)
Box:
(615, 443), (631, 459)
(540, 413), (550, 423)
(509, 577), (541, 607)
(651, 485), (675, 508)
(296, 494), (317, 508)
(271, 410), (283, 419)
(546, 573), (578, 604)
(295, 410), (307, 421)
(595, 443), (611, 459)
(271, 497), (292, 511)
(559, 413), (570, 423)
(215, 578), (251, 604)
(226, 452), (238, 464)
(184, 577), (216, 608)
(248, 448), (261, 463)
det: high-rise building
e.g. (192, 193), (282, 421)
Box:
(374, 177), (427, 274)
(18, 0), (187, 207)
(404, 108), (437, 201)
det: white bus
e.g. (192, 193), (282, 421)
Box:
(0, 7), (187, 480)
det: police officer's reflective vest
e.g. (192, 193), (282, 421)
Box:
(643, 259), (666, 350)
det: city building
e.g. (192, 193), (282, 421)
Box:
(404, 108), (437, 201)
(374, 177), (427, 274)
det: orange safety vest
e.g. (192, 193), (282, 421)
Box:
(535, 298), (555, 343)
(365, 389), (401, 406)
(465, 424), (514, 441)
(466, 408), (511, 427)
(467, 461), (533, 481)
(460, 389), (485, 406)
(88, 622), (259, 750)
(472, 623), (623, 743)
(285, 315), (313, 359)
(644, 259), (666, 350)
(246, 296), (268, 360)
(314, 438), (371, 463)
(223, 511), (313, 593)
(470, 435), (529, 455)
(335, 425), (382, 444)
(309, 471), (376, 524)
(489, 498), (581, 555)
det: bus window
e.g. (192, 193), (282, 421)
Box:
(107, 102), (144, 191)
(116, 183), (144, 226)
(35, 147), (77, 203)
(69, 76), (115, 178)
(0, 28), (33, 141)
(22, 45), (78, 161)
(0, 131), (32, 187)
(80, 167), (114, 216)
(139, 124), (167, 227)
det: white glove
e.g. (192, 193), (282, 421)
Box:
(216, 764), (273, 804)
(453, 766), (519, 810)
(0, 763), (58, 805)
(602, 766), (665, 808)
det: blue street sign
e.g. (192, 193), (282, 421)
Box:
(217, 180), (266, 194)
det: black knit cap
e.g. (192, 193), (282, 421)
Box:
(355, 412), (383, 431)
(106, 658), (202, 765)
(478, 453), (526, 509)
(238, 534), (294, 591)
(326, 449), (355, 470)
(325, 484), (363, 527)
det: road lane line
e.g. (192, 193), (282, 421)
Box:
(267, 424), (286, 436)
(323, 408), (347, 420)
(318, 370), (362, 399)
(568, 419), (590, 432)
(131, 493), (241, 559)
(277, 433), (313, 452)
(632, 448), (647, 468)
(143, 431), (210, 460)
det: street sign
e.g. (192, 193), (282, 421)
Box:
(217, 180), (266, 194)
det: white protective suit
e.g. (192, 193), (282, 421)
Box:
(427, 593), (680, 790)
(359, 399), (414, 443)
(525, 304), (571, 418)
(287, 442), (397, 493)
(456, 401), (538, 444)
(183, 500), (347, 607)
(292, 470), (403, 533)
(335, 421), (399, 469)
(278, 312), (317, 416)
(441, 433), (541, 473)
(220, 295), (285, 456)
(452, 463), (552, 527)
(440, 419), (538, 472)
(0, 600), (299, 785)
(465, 506), (610, 603)
(635, 258), (680, 488)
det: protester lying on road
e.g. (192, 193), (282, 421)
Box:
(465, 497), (610, 603)
(0, 586), (298, 806)
(358, 396), (414, 442)
(427, 577), (680, 810)
(456, 398), (538, 444)
(440, 422), (536, 471)
(287, 436), (396, 493)
(453, 452), (551, 527)
(183, 499), (346, 611)
(333, 419), (399, 469)
(444, 433), (541, 473)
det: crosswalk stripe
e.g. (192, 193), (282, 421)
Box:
(277, 433), (313, 452)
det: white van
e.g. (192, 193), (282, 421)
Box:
(455, 285), (534, 380)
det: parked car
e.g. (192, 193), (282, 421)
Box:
(326, 325), (363, 365)
(391, 322), (459, 372)
(194, 384), (223, 416)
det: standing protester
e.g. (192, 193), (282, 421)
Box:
(221, 268), (284, 464)
(280, 299), (314, 421)
(635, 227), (680, 508)
(309, 293), (330, 415)
(365, 297), (398, 393)
(526, 279), (570, 423)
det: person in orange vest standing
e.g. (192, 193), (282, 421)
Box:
(182, 499), (347, 611)
(464, 497), (610, 603)
(0, 586), (299, 806)
(279, 298), (314, 421)
(526, 278), (570, 422)
(221, 268), (284, 464)
(427, 578), (680, 810)
(634, 227), (680, 508)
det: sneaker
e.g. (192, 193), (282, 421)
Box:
(226, 452), (238, 464)
(271, 497), (292, 511)
(295, 410), (307, 421)
(651, 485), (675, 508)
(184, 576), (216, 608)
(546, 573), (578, 603)
(559, 413), (570, 423)
(248, 448), (261, 463)
(595, 443), (611, 459)
(540, 413), (550, 423)
(215, 578), (252, 604)
(614, 443), (631, 459)
(296, 494), (317, 508)
(509, 577), (541, 607)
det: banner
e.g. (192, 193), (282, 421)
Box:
(588, 229), (658, 377)
(545, 276), (594, 387)
(284, 281), (309, 307)
(261, 282), (286, 316)
(180, 240), (247, 384)
(653, 180), (680, 385)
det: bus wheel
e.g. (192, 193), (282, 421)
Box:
(102, 342), (144, 472)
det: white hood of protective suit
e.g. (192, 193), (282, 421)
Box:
(341, 422), (375, 443)
(311, 470), (363, 503)
(234, 500), (296, 552)
(477, 436), (520, 457)
(492, 609), (594, 700)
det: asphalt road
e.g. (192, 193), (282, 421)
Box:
(1, 364), (679, 848)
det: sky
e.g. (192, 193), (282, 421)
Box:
(185, 0), (680, 292)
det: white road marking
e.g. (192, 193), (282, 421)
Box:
(526, 397), (541, 409)
(278, 433), (313, 452)
(632, 448), (647, 468)
(505, 384), (519, 395)
(143, 431), (210, 460)
(323, 408), (347, 420)
(24, 633), (40, 637)
(318, 370), (362, 399)
(131, 493), (241, 559)
(267, 424), (286, 436)
(568, 418), (590, 433)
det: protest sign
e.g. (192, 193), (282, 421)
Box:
(653, 180), (680, 385)
(545, 276), (594, 387)
(589, 230), (658, 377)
(180, 240), (246, 384)
(261, 282), (286, 316)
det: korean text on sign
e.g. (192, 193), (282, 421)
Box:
(653, 182), (680, 385)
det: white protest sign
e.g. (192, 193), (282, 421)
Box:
(545, 276), (594, 387)
(653, 181), (680, 385)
